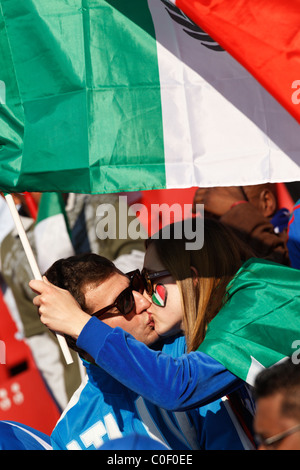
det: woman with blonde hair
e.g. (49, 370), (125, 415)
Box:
(143, 218), (253, 353)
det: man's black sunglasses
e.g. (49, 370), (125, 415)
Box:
(91, 270), (144, 319)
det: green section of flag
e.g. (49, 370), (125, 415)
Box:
(36, 192), (70, 231)
(34, 192), (74, 273)
(0, 0), (166, 194)
(198, 258), (300, 383)
(36, 193), (62, 222)
(0, 3), (24, 189)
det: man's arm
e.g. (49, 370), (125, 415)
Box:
(29, 277), (242, 410)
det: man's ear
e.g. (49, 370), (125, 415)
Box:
(190, 266), (199, 287)
(258, 189), (277, 218)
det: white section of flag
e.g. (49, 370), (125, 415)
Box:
(148, 0), (300, 187)
(246, 356), (289, 386)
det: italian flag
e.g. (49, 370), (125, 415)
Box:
(198, 258), (300, 385)
(34, 193), (74, 275)
(0, 0), (299, 195)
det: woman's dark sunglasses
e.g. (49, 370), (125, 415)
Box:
(131, 268), (170, 308)
(140, 268), (170, 296)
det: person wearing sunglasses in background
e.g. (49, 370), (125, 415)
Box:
(253, 358), (300, 450)
(32, 252), (254, 450)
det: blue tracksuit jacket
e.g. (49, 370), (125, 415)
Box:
(56, 328), (255, 450)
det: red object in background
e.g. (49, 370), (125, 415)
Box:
(276, 183), (295, 213)
(138, 187), (198, 236)
(0, 369), (60, 435)
(23, 192), (38, 220)
(0, 289), (60, 435)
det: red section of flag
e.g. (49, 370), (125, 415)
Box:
(175, 0), (300, 123)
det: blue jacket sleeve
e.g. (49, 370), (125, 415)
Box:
(76, 317), (242, 411)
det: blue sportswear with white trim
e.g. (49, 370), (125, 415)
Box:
(0, 421), (52, 450)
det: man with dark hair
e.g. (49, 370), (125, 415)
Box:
(254, 358), (300, 450)
(44, 253), (200, 450)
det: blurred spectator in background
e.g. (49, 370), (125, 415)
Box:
(193, 184), (290, 265)
(254, 358), (300, 450)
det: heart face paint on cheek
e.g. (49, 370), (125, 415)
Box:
(152, 284), (167, 307)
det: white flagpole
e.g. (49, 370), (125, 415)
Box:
(4, 194), (73, 365)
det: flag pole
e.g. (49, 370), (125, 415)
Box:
(4, 193), (73, 365)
